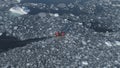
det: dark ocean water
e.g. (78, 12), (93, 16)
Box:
(0, 32), (52, 53)
(22, 0), (75, 4)
(28, 6), (87, 15)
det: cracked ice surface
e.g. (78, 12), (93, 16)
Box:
(0, 0), (120, 68)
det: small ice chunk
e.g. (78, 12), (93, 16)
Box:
(38, 12), (46, 18)
(50, 13), (59, 17)
(54, 13), (59, 17)
(78, 22), (83, 25)
(57, 3), (66, 8)
(105, 41), (112, 47)
(68, 3), (74, 8)
(82, 40), (87, 45)
(70, 13), (74, 16)
(0, 33), (2, 36)
(13, 26), (18, 30)
(115, 41), (120, 46)
(31, 3), (38, 6)
(0, 16), (2, 20)
(82, 61), (88, 65)
(112, 4), (120, 7)
(26, 63), (31, 66)
(26, 50), (31, 53)
(17, 0), (21, 3)
(98, 16), (102, 19)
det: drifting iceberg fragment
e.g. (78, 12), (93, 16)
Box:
(49, 13), (59, 17)
(16, 0), (21, 3)
(9, 6), (30, 15)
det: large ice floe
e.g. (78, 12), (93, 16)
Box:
(9, 6), (30, 15)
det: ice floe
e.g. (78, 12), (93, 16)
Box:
(9, 6), (30, 15)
